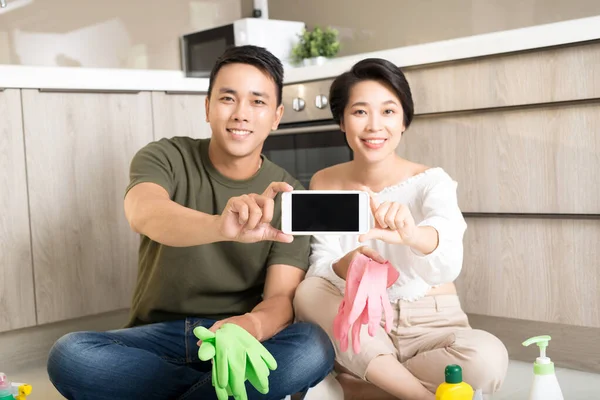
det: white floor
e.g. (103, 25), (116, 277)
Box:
(8, 360), (600, 399)
(495, 360), (600, 399)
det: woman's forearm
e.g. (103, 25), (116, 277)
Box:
(407, 226), (439, 255)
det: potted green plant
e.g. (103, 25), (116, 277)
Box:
(291, 26), (341, 67)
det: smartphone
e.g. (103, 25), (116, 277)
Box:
(281, 190), (370, 235)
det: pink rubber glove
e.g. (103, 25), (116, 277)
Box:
(333, 254), (399, 353)
(333, 254), (368, 353)
(350, 258), (399, 336)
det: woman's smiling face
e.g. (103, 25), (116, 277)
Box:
(341, 79), (406, 164)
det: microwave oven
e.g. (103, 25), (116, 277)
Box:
(181, 18), (306, 78)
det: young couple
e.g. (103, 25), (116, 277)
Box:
(47, 45), (508, 400)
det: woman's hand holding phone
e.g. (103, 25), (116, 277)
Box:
(333, 246), (387, 280)
(358, 191), (418, 246)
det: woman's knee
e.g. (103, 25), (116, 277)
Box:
(292, 277), (311, 320)
(293, 277), (340, 323)
(456, 329), (509, 394)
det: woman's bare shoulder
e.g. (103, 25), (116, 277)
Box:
(309, 163), (351, 190)
(407, 161), (431, 176)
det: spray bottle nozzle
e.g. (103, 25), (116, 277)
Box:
(523, 335), (557, 376)
(522, 335), (551, 358)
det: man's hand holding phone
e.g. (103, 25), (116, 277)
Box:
(218, 182), (294, 244)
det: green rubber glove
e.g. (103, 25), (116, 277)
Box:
(192, 327), (230, 399)
(194, 324), (277, 400)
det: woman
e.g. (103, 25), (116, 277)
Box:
(293, 58), (508, 400)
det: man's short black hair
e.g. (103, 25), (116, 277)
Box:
(208, 45), (284, 105)
(329, 58), (414, 129)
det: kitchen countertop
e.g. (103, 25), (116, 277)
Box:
(1, 15), (599, 93)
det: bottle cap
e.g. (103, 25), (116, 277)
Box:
(0, 373), (10, 389)
(445, 364), (463, 384)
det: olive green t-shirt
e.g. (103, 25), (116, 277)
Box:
(124, 137), (310, 327)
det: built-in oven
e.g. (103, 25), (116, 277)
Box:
(263, 78), (352, 188)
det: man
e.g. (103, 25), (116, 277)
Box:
(47, 45), (335, 399)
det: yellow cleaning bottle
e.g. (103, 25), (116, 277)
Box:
(435, 365), (474, 400)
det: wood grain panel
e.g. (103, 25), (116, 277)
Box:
(468, 313), (600, 373)
(398, 103), (600, 213)
(406, 42), (600, 114)
(0, 89), (37, 332)
(151, 92), (211, 140)
(22, 90), (154, 324)
(455, 218), (600, 328)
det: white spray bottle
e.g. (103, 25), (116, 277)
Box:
(522, 335), (564, 400)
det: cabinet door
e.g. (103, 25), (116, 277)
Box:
(456, 217), (600, 328)
(0, 89), (37, 332)
(22, 90), (154, 324)
(399, 104), (600, 214)
(151, 92), (211, 140)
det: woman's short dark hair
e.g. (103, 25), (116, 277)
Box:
(208, 45), (284, 105)
(329, 58), (414, 129)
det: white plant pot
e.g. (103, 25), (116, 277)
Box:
(302, 56), (328, 67)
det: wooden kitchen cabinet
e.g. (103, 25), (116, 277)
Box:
(21, 89), (154, 324)
(151, 92), (212, 140)
(400, 103), (600, 214)
(456, 217), (600, 328)
(393, 40), (600, 371)
(0, 89), (37, 333)
(406, 42), (600, 115)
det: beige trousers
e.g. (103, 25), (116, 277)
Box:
(293, 277), (509, 396)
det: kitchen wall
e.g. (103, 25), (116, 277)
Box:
(0, 0), (241, 69)
(4, 0), (599, 70)
(242, 0), (600, 57)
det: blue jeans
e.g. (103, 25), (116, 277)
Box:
(47, 318), (335, 399)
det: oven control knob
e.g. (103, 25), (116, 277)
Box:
(292, 97), (305, 112)
(315, 94), (328, 109)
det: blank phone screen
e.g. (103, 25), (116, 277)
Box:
(291, 194), (359, 232)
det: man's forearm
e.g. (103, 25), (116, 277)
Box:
(250, 295), (295, 341)
(131, 197), (224, 247)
